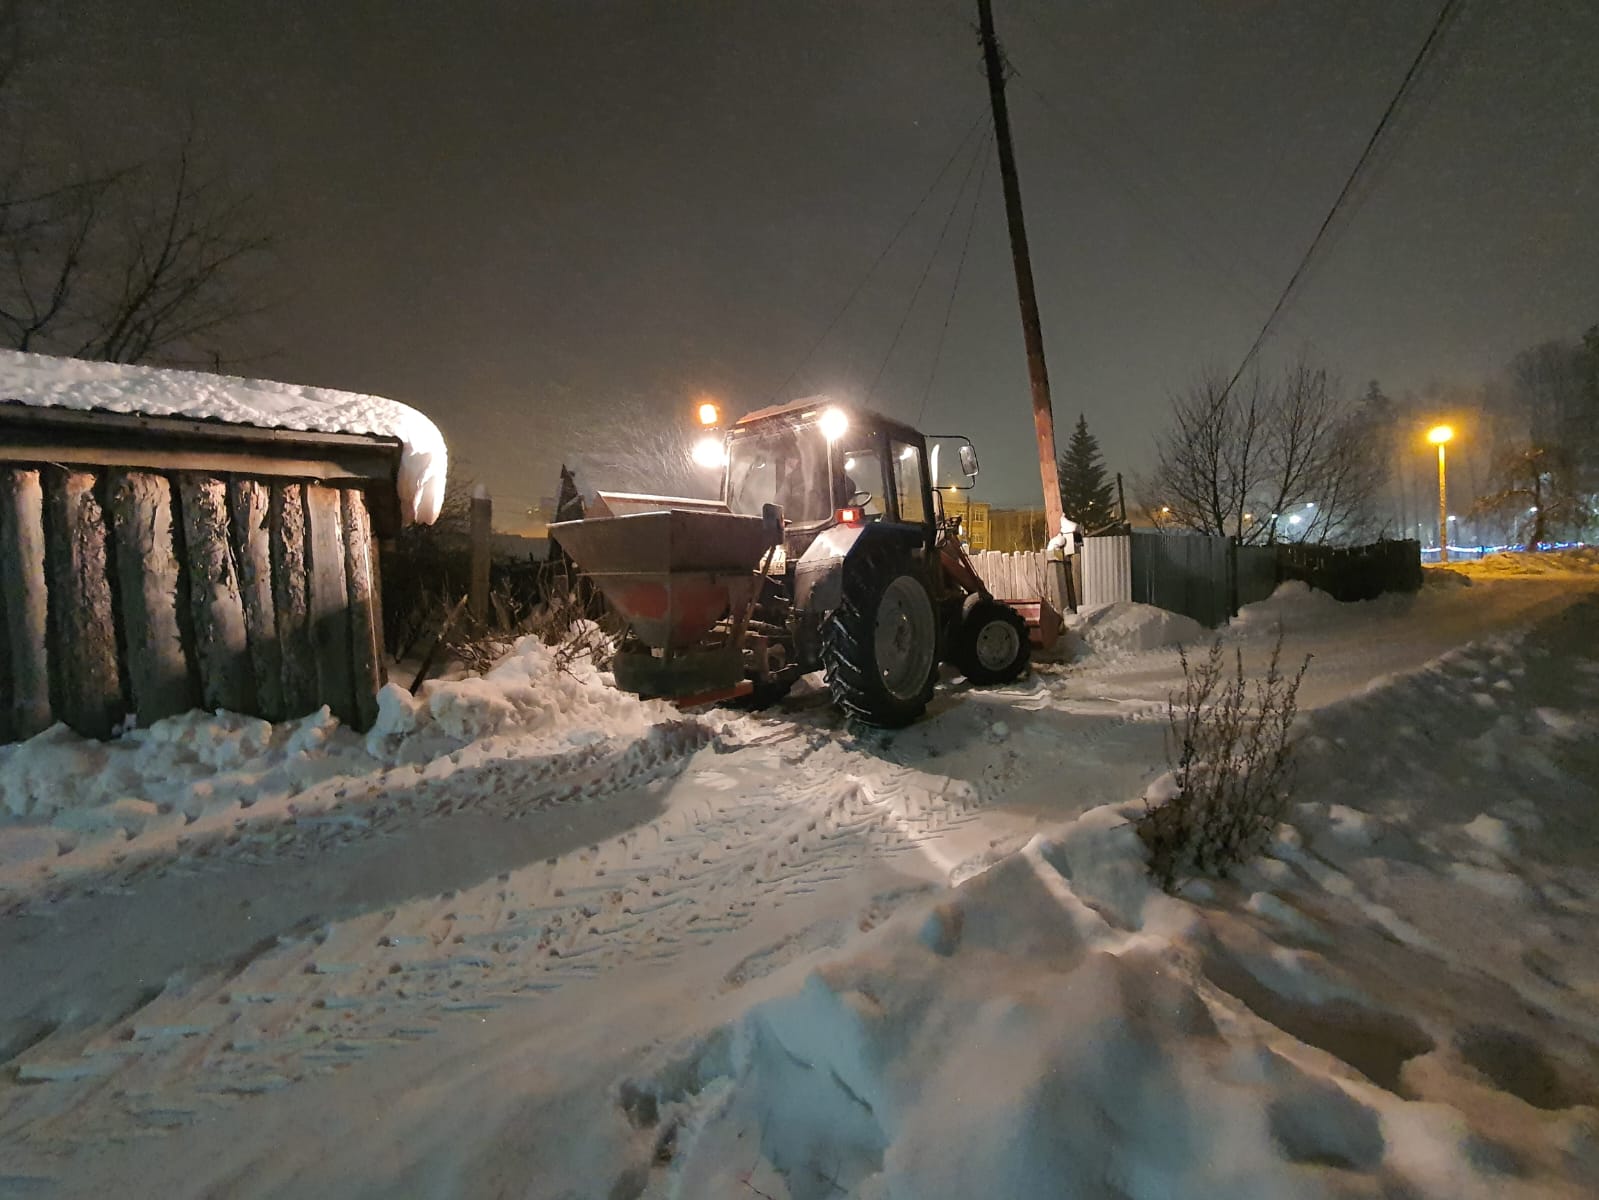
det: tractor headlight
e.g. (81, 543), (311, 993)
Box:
(691, 435), (727, 468)
(819, 407), (849, 441)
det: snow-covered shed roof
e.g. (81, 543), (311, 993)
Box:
(0, 350), (447, 525)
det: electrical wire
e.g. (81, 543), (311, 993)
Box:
(762, 104), (990, 406)
(866, 128), (991, 407)
(1212, 0), (1467, 403)
(916, 136), (992, 428)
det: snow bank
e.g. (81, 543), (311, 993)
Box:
(0, 349), (447, 525)
(1073, 601), (1206, 653)
(0, 637), (678, 875)
(366, 632), (678, 762)
(1233, 579), (1346, 629)
(1446, 547), (1599, 578)
(618, 598), (1599, 1199)
(621, 795), (1422, 1199)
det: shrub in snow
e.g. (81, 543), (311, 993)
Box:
(1139, 630), (1309, 891)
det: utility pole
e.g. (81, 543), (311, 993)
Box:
(978, 0), (1064, 537)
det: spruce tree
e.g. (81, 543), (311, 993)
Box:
(1057, 414), (1117, 531)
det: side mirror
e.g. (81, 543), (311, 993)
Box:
(959, 444), (979, 477)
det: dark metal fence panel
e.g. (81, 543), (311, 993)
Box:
(1235, 545), (1279, 609)
(1276, 539), (1422, 602)
(1129, 532), (1234, 628)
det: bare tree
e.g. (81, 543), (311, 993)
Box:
(1142, 367), (1264, 540)
(1145, 357), (1385, 545)
(71, 140), (273, 365)
(0, 6), (272, 366)
(1471, 443), (1592, 548)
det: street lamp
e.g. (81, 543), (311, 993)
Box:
(1428, 425), (1454, 562)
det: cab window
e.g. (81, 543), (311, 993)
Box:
(891, 440), (928, 525)
(841, 440), (887, 518)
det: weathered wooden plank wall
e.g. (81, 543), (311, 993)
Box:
(0, 466), (385, 743)
(45, 469), (123, 738)
(968, 550), (1070, 613)
(342, 488), (382, 731)
(229, 478), (283, 721)
(305, 485), (355, 725)
(179, 474), (255, 715)
(0, 469), (51, 741)
(110, 470), (195, 724)
(271, 482), (318, 716)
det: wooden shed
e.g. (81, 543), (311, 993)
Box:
(0, 402), (406, 743)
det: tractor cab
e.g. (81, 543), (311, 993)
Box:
(721, 397), (975, 564)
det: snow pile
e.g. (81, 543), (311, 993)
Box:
(365, 633), (679, 762)
(1233, 579), (1346, 630)
(0, 349), (447, 525)
(1447, 547), (1599, 579)
(1073, 601), (1206, 653)
(1423, 566), (1473, 589)
(616, 600), (1599, 1199)
(0, 637), (679, 875)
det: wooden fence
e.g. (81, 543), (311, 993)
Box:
(968, 550), (1073, 612)
(1, 466), (383, 743)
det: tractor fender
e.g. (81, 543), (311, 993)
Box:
(793, 523), (865, 614)
(794, 524), (929, 615)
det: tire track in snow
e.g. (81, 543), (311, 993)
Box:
(0, 678), (1175, 1164)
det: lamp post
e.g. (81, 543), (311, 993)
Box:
(1428, 425), (1454, 562)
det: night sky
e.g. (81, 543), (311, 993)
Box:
(26, 0), (1599, 520)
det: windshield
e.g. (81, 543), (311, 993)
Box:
(725, 422), (833, 524)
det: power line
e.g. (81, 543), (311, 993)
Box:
(867, 129), (991, 407)
(917, 137), (992, 427)
(1214, 0), (1467, 402)
(763, 105), (989, 405)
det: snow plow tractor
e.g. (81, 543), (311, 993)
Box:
(551, 398), (1060, 727)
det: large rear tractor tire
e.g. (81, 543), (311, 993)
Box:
(822, 544), (939, 728)
(951, 595), (1030, 685)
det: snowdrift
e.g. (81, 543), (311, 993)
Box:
(618, 599), (1599, 1199)
(1445, 548), (1599, 579)
(0, 637), (685, 877)
(1232, 579), (1348, 630)
(1073, 601), (1206, 654)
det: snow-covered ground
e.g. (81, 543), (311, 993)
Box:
(2, 567), (1597, 1198)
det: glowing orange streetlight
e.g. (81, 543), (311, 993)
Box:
(1427, 425), (1454, 562)
(696, 400), (721, 427)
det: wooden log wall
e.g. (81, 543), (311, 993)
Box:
(0, 465), (385, 743)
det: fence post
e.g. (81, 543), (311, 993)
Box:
(469, 484), (492, 623)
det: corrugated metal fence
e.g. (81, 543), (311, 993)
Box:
(1002, 534), (1421, 629)
(1081, 536), (1132, 607)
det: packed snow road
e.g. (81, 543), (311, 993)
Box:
(1, 568), (1596, 1197)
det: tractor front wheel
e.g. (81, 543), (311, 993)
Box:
(823, 545), (939, 728)
(952, 596), (1030, 685)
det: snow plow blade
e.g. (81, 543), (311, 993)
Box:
(1002, 598), (1063, 651)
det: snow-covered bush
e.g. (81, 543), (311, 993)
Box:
(1138, 631), (1309, 890)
